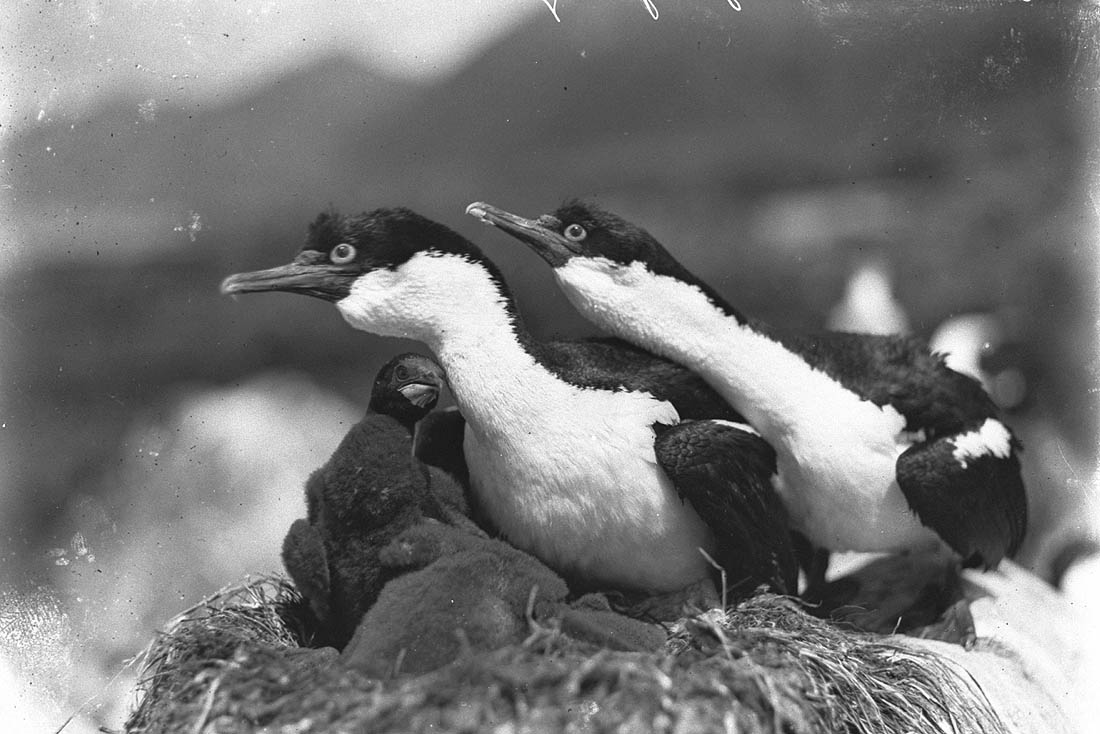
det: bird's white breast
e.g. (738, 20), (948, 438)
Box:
(769, 400), (937, 553)
(462, 384), (716, 593)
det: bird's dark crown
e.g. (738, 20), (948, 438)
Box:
(305, 206), (492, 273)
(371, 352), (444, 392)
(308, 206), (533, 339)
(551, 200), (742, 320)
(551, 200), (671, 267)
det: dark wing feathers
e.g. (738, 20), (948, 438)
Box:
(536, 337), (746, 421)
(896, 429), (1028, 569)
(653, 420), (796, 596)
(776, 330), (1026, 564)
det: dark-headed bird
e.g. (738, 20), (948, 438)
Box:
(282, 352), (456, 646)
(468, 200), (1028, 604)
(223, 207), (796, 605)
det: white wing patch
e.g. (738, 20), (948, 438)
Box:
(710, 419), (760, 436)
(951, 418), (1014, 469)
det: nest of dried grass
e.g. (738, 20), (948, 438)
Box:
(125, 576), (1006, 734)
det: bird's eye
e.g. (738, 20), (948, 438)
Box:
(330, 243), (356, 264)
(394, 365), (409, 381)
(563, 223), (587, 242)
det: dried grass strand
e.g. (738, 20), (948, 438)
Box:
(124, 579), (1010, 734)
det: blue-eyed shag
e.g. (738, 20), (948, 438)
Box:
(468, 200), (1028, 580)
(222, 207), (797, 600)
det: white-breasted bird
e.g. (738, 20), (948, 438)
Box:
(222, 207), (797, 603)
(468, 200), (1028, 596)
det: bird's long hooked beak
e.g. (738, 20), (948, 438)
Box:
(220, 252), (357, 303)
(466, 202), (578, 267)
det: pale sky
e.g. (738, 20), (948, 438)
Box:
(0, 0), (542, 274)
(0, 0), (539, 140)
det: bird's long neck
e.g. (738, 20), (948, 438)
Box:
(557, 260), (813, 434)
(455, 369), (573, 450)
(338, 252), (573, 439)
(430, 318), (566, 442)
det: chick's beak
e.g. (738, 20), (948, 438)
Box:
(220, 252), (357, 303)
(397, 381), (440, 409)
(466, 202), (578, 267)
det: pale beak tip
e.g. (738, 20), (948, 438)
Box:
(220, 272), (255, 297)
(465, 202), (493, 224)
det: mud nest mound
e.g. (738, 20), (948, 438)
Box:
(125, 576), (1006, 734)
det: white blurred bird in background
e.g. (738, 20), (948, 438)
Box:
(827, 257), (911, 336)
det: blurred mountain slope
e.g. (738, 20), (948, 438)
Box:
(9, 53), (411, 252)
(1, 0), (1096, 571)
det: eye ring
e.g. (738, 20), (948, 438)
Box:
(394, 365), (410, 381)
(330, 243), (356, 264)
(563, 223), (587, 242)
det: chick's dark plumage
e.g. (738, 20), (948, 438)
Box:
(282, 352), (448, 648)
(282, 352), (668, 669)
(340, 521), (667, 677)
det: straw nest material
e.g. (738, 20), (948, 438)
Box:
(125, 575), (1007, 734)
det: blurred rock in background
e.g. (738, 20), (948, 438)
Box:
(39, 374), (357, 728)
(1, 1), (1097, 730)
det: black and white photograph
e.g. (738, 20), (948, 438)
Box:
(1, 1), (1098, 732)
